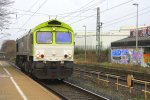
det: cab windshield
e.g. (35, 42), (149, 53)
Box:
(36, 32), (52, 43)
(56, 32), (71, 43)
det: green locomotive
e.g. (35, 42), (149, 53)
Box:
(16, 19), (74, 79)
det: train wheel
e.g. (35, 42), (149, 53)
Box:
(17, 62), (22, 69)
(24, 62), (29, 74)
(28, 62), (33, 76)
(21, 62), (25, 72)
(60, 79), (64, 82)
(28, 62), (34, 76)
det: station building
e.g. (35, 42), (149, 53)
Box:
(111, 26), (150, 67)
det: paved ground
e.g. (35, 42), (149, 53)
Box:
(0, 61), (61, 100)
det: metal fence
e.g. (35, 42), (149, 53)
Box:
(67, 69), (150, 100)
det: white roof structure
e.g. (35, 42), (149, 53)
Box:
(75, 26), (132, 49)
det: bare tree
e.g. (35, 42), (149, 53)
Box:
(1, 40), (16, 59)
(0, 0), (14, 29)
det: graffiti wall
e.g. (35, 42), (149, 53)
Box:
(144, 48), (150, 66)
(111, 48), (144, 65)
(144, 54), (150, 66)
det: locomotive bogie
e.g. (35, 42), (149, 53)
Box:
(32, 61), (73, 79)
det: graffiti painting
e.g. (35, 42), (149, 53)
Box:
(111, 48), (143, 65)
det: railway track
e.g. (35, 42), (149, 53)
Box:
(74, 68), (150, 90)
(40, 80), (109, 100)
(75, 64), (150, 81)
(9, 61), (150, 99)
(9, 61), (109, 100)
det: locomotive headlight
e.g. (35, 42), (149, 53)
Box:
(64, 54), (68, 58)
(41, 54), (44, 58)
(35, 50), (44, 59)
(36, 54), (40, 58)
(64, 50), (72, 59)
(68, 54), (72, 58)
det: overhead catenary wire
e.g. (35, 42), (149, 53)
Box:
(75, 10), (150, 38)
(19, 0), (48, 29)
(10, 0), (104, 29)
(101, 0), (134, 13)
(10, 0), (99, 19)
(74, 4), (150, 38)
(104, 5), (150, 25)
(81, 0), (106, 10)
(78, 0), (98, 10)
(10, 5), (150, 32)
(11, 7), (51, 16)
(103, 9), (150, 28)
(10, 13), (97, 19)
(69, 0), (134, 25)
(11, 7), (96, 19)
(12, 0), (40, 35)
(58, 8), (97, 20)
(27, 0), (40, 11)
(14, 0), (49, 39)
(10, 0), (132, 21)
(65, 0), (106, 22)
(71, 5), (150, 28)
(10, 0), (136, 33)
(9, 0), (149, 36)
(16, 0), (40, 19)
(67, 0), (105, 21)
(58, 0), (99, 19)
(75, 34), (129, 38)
(4, 27), (29, 30)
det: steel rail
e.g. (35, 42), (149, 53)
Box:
(40, 80), (109, 100)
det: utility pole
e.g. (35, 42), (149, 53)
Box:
(96, 7), (100, 61)
(83, 25), (86, 62)
(100, 22), (104, 49)
(133, 3), (139, 64)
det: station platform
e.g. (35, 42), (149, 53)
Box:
(0, 61), (61, 100)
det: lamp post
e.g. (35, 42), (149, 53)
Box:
(133, 3), (139, 64)
(83, 25), (86, 62)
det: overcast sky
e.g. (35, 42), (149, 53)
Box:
(1, 0), (150, 41)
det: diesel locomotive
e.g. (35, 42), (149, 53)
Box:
(16, 19), (74, 79)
